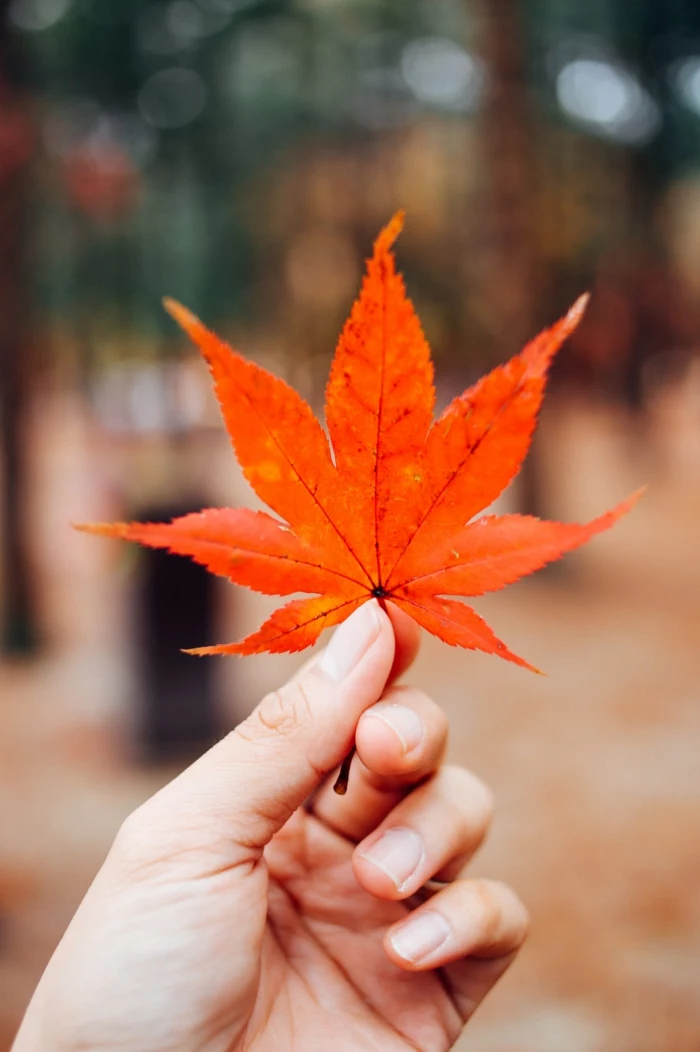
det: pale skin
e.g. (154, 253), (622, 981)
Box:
(13, 601), (528, 1052)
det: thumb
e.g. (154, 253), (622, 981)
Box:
(133, 600), (395, 864)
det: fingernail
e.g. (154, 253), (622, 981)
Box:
(319, 602), (381, 682)
(365, 703), (424, 754)
(388, 910), (451, 963)
(358, 827), (425, 891)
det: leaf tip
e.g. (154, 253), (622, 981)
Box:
(521, 294), (590, 378)
(501, 642), (544, 675)
(567, 292), (590, 330)
(548, 291), (590, 352)
(513, 652), (545, 675)
(73, 521), (130, 538)
(183, 642), (248, 656)
(162, 296), (201, 334)
(610, 485), (647, 522)
(182, 644), (233, 657)
(375, 210), (405, 254)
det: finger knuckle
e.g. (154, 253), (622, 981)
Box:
(513, 907), (530, 948)
(111, 804), (220, 884)
(498, 883), (531, 946)
(387, 686), (449, 737)
(385, 684), (423, 705)
(442, 766), (495, 835)
(471, 880), (504, 941)
(110, 805), (159, 874)
(473, 880), (530, 950)
(472, 777), (495, 825)
(245, 681), (315, 741)
(421, 698), (449, 744)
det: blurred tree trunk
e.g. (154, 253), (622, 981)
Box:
(473, 0), (549, 518)
(0, 5), (37, 654)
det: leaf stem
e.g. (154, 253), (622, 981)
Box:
(333, 746), (356, 795)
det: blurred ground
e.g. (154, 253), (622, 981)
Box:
(1, 385), (700, 1051)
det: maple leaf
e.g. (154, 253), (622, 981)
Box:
(78, 213), (640, 670)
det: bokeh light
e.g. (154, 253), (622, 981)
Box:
(138, 68), (207, 130)
(555, 57), (660, 144)
(8, 0), (70, 32)
(401, 37), (485, 113)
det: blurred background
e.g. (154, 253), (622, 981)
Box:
(1, 0), (700, 1048)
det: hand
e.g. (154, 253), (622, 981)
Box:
(13, 601), (528, 1052)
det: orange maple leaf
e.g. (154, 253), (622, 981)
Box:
(79, 213), (640, 669)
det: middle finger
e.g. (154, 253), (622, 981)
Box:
(311, 684), (448, 842)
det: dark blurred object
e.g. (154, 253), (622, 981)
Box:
(135, 503), (219, 762)
(567, 245), (700, 412)
(474, 0), (549, 520)
(0, 0), (37, 655)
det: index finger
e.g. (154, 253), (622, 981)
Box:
(384, 600), (421, 683)
(292, 599), (421, 688)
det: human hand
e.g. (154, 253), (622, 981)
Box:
(13, 601), (528, 1052)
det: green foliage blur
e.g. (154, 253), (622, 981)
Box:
(11, 0), (700, 393)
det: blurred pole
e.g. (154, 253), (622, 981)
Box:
(0, 4), (37, 654)
(472, 0), (549, 518)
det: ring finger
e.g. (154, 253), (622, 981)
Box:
(383, 877), (529, 1005)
